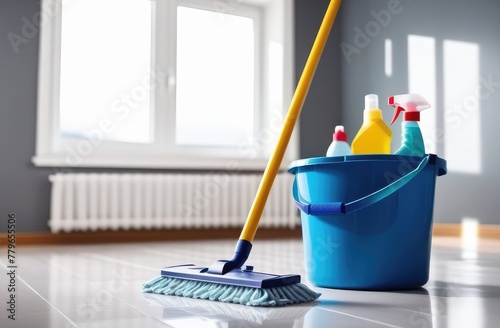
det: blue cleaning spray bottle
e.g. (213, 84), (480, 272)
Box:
(389, 94), (430, 157)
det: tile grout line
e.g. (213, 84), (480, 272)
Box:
(17, 276), (79, 328)
(318, 307), (405, 328)
(389, 306), (437, 317)
(0, 261), (79, 327)
(20, 254), (174, 327)
(68, 258), (184, 327)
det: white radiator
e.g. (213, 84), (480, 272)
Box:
(48, 173), (298, 233)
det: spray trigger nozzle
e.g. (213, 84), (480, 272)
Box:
(388, 94), (430, 125)
(390, 106), (405, 125)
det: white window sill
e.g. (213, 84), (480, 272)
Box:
(31, 154), (293, 171)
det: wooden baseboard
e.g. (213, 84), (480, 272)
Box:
(1, 228), (302, 245)
(2, 224), (499, 245)
(478, 225), (500, 239)
(433, 223), (500, 239)
(432, 223), (462, 237)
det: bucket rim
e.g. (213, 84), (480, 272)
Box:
(288, 154), (446, 176)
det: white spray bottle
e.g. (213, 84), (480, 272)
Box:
(389, 94), (430, 157)
(326, 125), (352, 156)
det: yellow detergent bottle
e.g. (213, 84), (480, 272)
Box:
(351, 94), (392, 154)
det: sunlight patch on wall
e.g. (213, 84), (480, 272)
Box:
(461, 217), (479, 260)
(443, 40), (481, 174)
(407, 35), (437, 154)
(385, 39), (392, 77)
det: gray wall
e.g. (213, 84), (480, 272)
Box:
(1, 0), (499, 232)
(296, 0), (342, 159)
(1, 0), (53, 233)
(339, 0), (500, 224)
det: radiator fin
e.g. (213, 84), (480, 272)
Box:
(48, 173), (298, 233)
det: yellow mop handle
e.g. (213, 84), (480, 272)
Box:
(240, 0), (342, 242)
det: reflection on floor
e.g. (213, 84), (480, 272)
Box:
(1, 237), (499, 327)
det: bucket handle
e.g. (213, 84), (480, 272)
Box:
(293, 155), (432, 215)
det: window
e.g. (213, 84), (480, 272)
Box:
(34, 0), (295, 170)
(175, 6), (255, 147)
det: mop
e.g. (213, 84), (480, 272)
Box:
(143, 0), (342, 307)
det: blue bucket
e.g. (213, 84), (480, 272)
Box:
(288, 154), (447, 290)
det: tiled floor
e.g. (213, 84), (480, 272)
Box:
(1, 237), (499, 327)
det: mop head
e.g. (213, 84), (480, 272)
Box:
(142, 276), (321, 307)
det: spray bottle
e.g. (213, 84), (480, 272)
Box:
(351, 94), (392, 154)
(326, 125), (352, 156)
(389, 94), (430, 157)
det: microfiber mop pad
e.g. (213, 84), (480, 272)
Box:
(143, 276), (320, 307)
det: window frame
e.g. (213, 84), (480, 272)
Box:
(33, 0), (296, 170)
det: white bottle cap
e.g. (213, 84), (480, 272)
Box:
(335, 125), (344, 133)
(365, 94), (379, 110)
